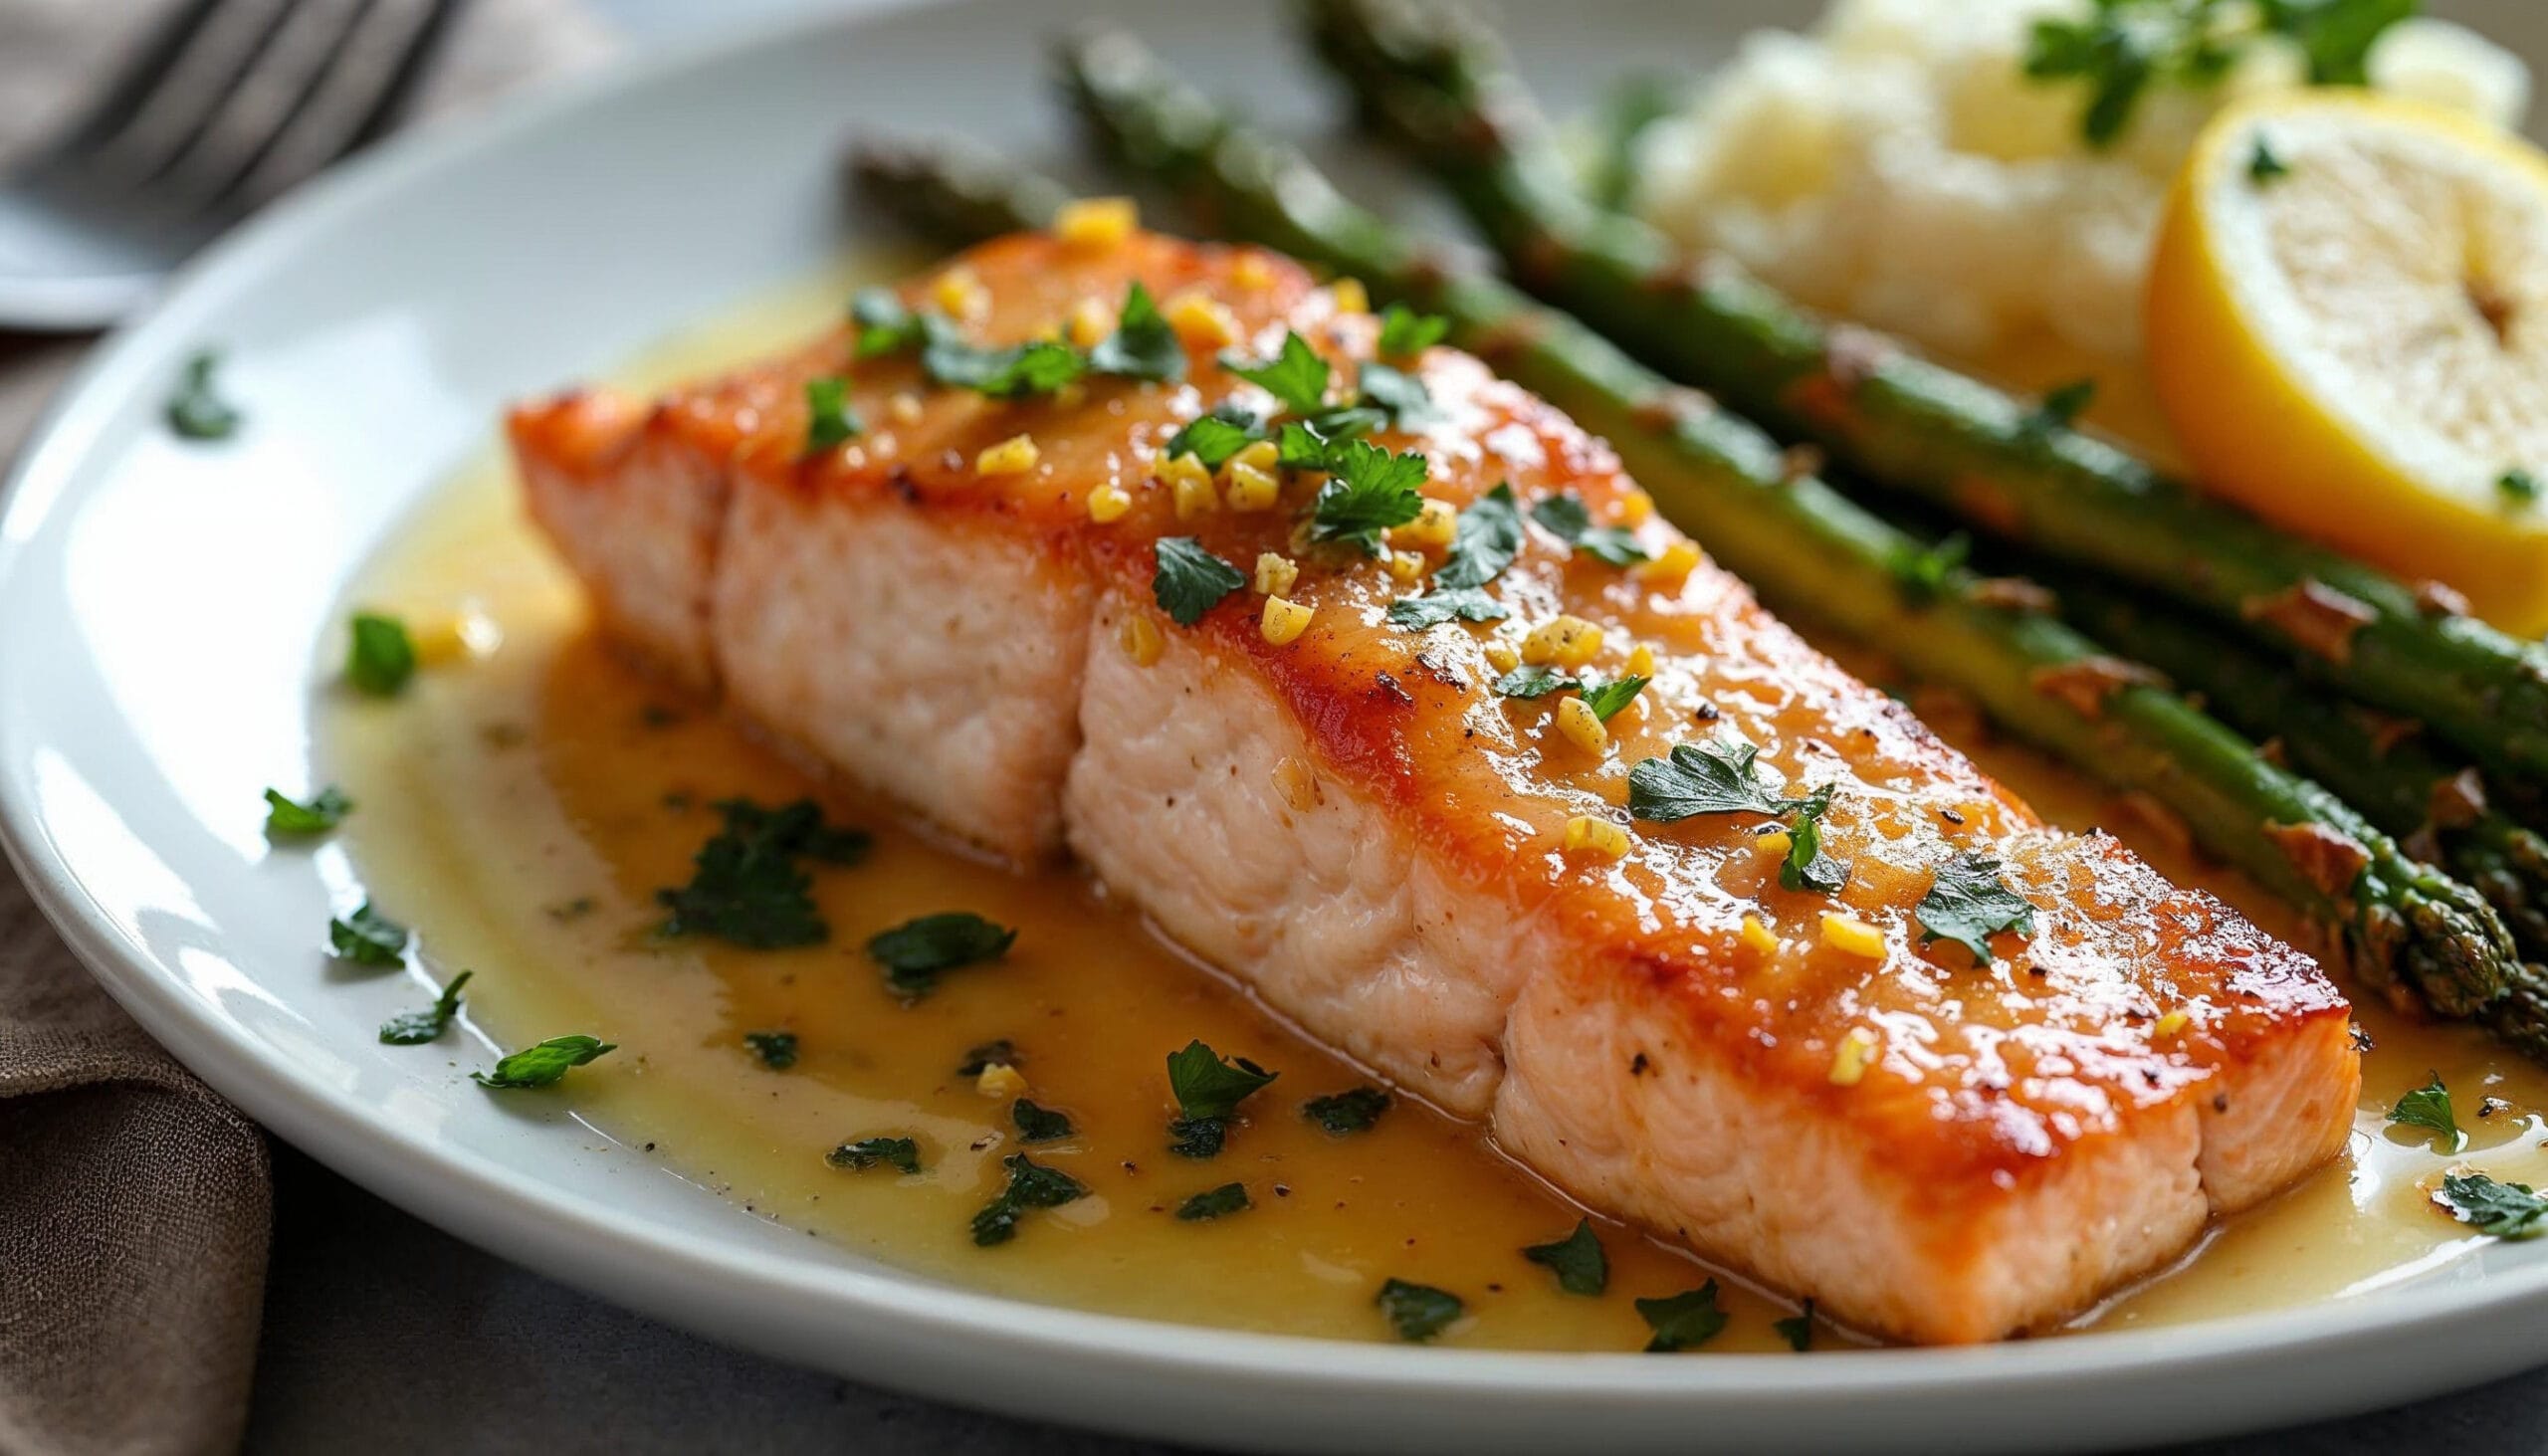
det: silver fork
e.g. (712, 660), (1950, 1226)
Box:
(0, 0), (467, 331)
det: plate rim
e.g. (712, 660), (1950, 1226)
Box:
(4, 0), (2547, 1443)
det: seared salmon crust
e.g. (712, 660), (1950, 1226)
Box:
(511, 230), (2359, 1345)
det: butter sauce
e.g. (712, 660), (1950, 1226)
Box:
(323, 268), (2548, 1352)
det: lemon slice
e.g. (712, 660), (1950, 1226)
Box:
(2146, 91), (2548, 633)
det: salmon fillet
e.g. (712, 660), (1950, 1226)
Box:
(509, 229), (2360, 1344)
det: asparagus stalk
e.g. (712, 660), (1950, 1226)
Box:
(2064, 581), (2548, 961)
(843, 40), (2522, 1030)
(1297, 0), (2548, 797)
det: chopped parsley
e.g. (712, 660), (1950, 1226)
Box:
(2024, 379), (2098, 434)
(344, 612), (417, 698)
(803, 377), (861, 455)
(473, 1033), (616, 1090)
(1578, 676), (1649, 724)
(851, 289), (923, 359)
(263, 785), (351, 837)
(2501, 469), (2542, 507)
(1627, 739), (1790, 822)
(1386, 586), (1507, 629)
(166, 349), (242, 440)
(1887, 531), (1970, 605)
(1494, 666), (1579, 699)
(1088, 282), (1185, 383)
(1432, 484), (1523, 592)
(378, 969), (471, 1045)
(1531, 494), (1649, 567)
(1307, 440), (1429, 556)
(1276, 410), (1383, 472)
(1636, 1282), (1730, 1352)
(1167, 1039), (1277, 1158)
(970, 1152), (1088, 1246)
(2436, 1170), (2548, 1239)
(1152, 536), (1247, 627)
(657, 798), (868, 950)
(1223, 331), (1332, 415)
(2248, 134), (2292, 184)
(1302, 1086), (1391, 1135)
(1376, 1279), (1464, 1342)
(2024, 0), (2414, 147)
(1779, 790), (1848, 895)
(956, 1039), (1018, 1077)
(924, 325), (1088, 399)
(829, 1136), (922, 1174)
(1011, 1098), (1074, 1143)
(744, 1030), (800, 1071)
(328, 902), (408, 968)
(1165, 403), (1268, 471)
(1356, 361), (1435, 425)
(1174, 1182), (1253, 1221)
(1377, 304), (1449, 359)
(1915, 851), (2037, 965)
(2388, 1071), (2461, 1149)
(1521, 1218), (1608, 1296)
(868, 911), (1017, 998)
(1774, 1299), (1817, 1352)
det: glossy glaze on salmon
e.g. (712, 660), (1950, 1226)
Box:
(509, 229), (2360, 1345)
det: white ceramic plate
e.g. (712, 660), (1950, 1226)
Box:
(8, 2), (2548, 1450)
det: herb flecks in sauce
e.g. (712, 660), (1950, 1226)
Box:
(379, 969), (472, 1045)
(474, 1034), (616, 1089)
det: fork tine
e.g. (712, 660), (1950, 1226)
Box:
(160, 0), (380, 205)
(80, 0), (299, 186)
(224, 0), (469, 207)
(52, 0), (236, 158)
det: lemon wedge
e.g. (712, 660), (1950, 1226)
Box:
(2146, 91), (2548, 633)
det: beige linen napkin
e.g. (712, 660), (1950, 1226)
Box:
(0, 4), (609, 1454)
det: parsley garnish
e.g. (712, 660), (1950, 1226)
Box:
(922, 319), (1087, 399)
(2388, 1071), (2461, 1149)
(2437, 1170), (2548, 1239)
(1433, 484), (1523, 591)
(1780, 790), (1848, 894)
(2025, 378), (2097, 434)
(1377, 1279), (1464, 1342)
(1888, 531), (1970, 605)
(264, 785), (351, 837)
(1223, 331), (1331, 415)
(2248, 133), (2292, 183)
(378, 969), (471, 1045)
(744, 1030), (800, 1071)
(1521, 1218), (1608, 1296)
(1637, 1282), (1730, 1352)
(2501, 469), (2542, 507)
(970, 1152), (1088, 1246)
(1152, 536), (1246, 627)
(1165, 403), (1268, 470)
(829, 1136), (921, 1173)
(1578, 676), (1649, 724)
(1627, 739), (1790, 822)
(1531, 493), (1651, 567)
(345, 612), (416, 697)
(1308, 440), (1429, 556)
(2024, 0), (2415, 147)
(956, 1039), (1018, 1077)
(1276, 410), (1383, 471)
(851, 289), (923, 358)
(1774, 1299), (1816, 1352)
(1494, 666), (1579, 699)
(1302, 1086), (1391, 1135)
(1915, 851), (2037, 964)
(328, 901), (407, 968)
(868, 911), (1017, 998)
(166, 349), (242, 440)
(1357, 361), (1436, 425)
(803, 377), (861, 455)
(1175, 1182), (1253, 1221)
(658, 798), (868, 949)
(1377, 305), (1449, 359)
(1167, 1039), (1277, 1158)
(1012, 1098), (1074, 1143)
(1089, 282), (1186, 383)
(473, 1034), (616, 1089)
(1386, 588), (1507, 629)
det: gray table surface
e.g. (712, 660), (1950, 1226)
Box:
(229, 1), (2548, 1451)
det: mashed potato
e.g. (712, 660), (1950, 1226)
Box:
(1633, 0), (2530, 367)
